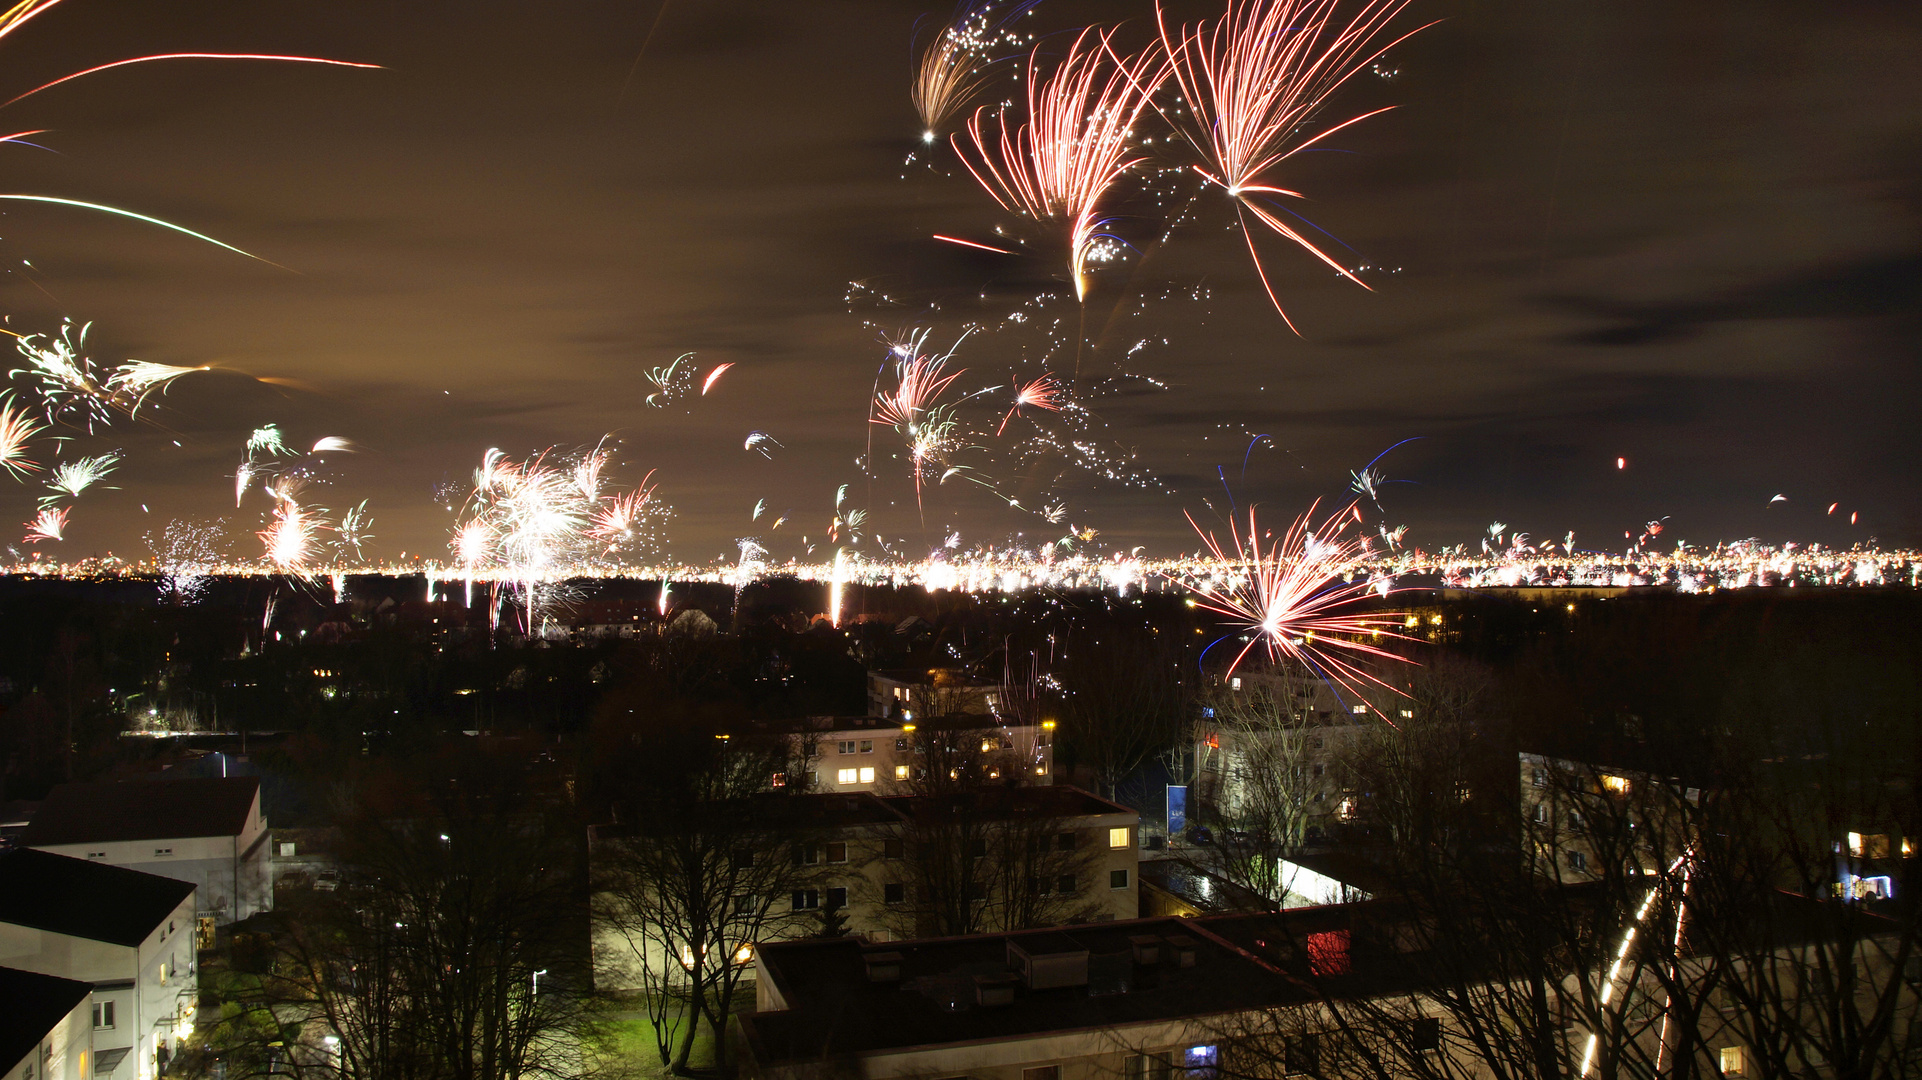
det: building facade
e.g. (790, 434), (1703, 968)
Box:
(0, 967), (93, 1080)
(21, 778), (271, 929)
(0, 850), (200, 1080)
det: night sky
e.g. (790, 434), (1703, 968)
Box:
(2, 0), (1917, 564)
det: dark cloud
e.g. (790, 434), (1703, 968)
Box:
(0, 0), (1915, 563)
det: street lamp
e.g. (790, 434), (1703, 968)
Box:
(532, 968), (548, 996)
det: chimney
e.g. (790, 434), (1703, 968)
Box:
(974, 973), (1020, 1007)
(1007, 934), (1089, 990)
(863, 951), (904, 983)
(1127, 934), (1161, 966)
(1164, 935), (1198, 968)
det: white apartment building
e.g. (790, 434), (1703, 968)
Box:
(785, 715), (1053, 794)
(21, 777), (271, 931)
(867, 669), (1000, 719)
(590, 787), (1138, 992)
(0, 850), (200, 1080)
(0, 967), (93, 1080)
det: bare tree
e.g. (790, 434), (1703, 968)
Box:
(590, 712), (824, 1075)
(259, 753), (587, 1080)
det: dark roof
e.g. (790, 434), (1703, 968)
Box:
(0, 849), (195, 947)
(0, 966), (92, 1074)
(20, 777), (259, 846)
(743, 917), (1297, 1064)
(883, 785), (1132, 822)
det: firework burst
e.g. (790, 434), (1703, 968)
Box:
(911, 0), (1038, 143)
(23, 505), (66, 543)
(1176, 499), (1415, 705)
(1158, 0), (1430, 326)
(953, 29), (1169, 301)
(0, 394), (44, 475)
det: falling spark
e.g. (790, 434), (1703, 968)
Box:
(953, 29), (1170, 301)
(701, 363), (734, 395)
(0, 53), (380, 110)
(1158, 0), (1430, 325)
(310, 436), (355, 454)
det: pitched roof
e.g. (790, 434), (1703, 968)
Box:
(0, 849), (195, 947)
(0, 966), (92, 1075)
(20, 777), (259, 846)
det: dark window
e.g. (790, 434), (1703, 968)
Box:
(1126, 1055), (1172, 1080)
(826, 887), (848, 909)
(1110, 869), (1130, 889)
(733, 894), (755, 915)
(1023, 1067), (1060, 1080)
(825, 842), (848, 864)
(1569, 851), (1588, 872)
(92, 1001), (115, 1029)
(1056, 831), (1076, 851)
(791, 890), (820, 911)
(1410, 1018), (1442, 1051)
(970, 838), (989, 858)
(884, 883), (905, 904)
(895, 738), (909, 751)
(1057, 874), (1077, 894)
(883, 837), (904, 860)
(1284, 1035), (1320, 1075)
(730, 850), (753, 870)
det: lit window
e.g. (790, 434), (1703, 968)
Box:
(1719, 1046), (1745, 1075)
(1352, 704), (1368, 715)
(1230, 677), (1242, 691)
(1182, 1045), (1219, 1079)
(1601, 775), (1630, 795)
(734, 944), (754, 964)
(837, 768), (858, 784)
(679, 945), (696, 969)
(1108, 827), (1130, 849)
(770, 772), (786, 787)
(859, 767), (875, 784)
(981, 739), (995, 753)
(1400, 709), (1414, 719)
(894, 765), (911, 780)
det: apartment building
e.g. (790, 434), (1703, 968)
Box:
(0, 967), (93, 1080)
(0, 850), (200, 1080)
(867, 669), (1000, 719)
(589, 786), (1138, 991)
(742, 892), (1906, 1080)
(1520, 752), (1701, 882)
(779, 715), (1052, 794)
(21, 777), (271, 930)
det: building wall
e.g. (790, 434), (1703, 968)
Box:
(0, 996), (91, 1080)
(592, 812), (1138, 992)
(31, 798), (271, 925)
(0, 894), (199, 1080)
(801, 724), (1053, 795)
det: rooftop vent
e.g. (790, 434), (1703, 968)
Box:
(1128, 934), (1162, 966)
(974, 973), (1020, 1007)
(864, 951), (905, 983)
(1007, 934), (1089, 990)
(1164, 935), (1199, 969)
